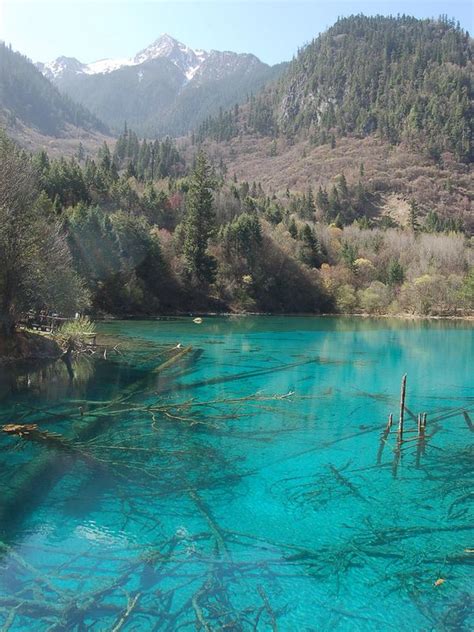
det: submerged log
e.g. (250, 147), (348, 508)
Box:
(3, 423), (75, 450)
(376, 414), (393, 465)
(111, 592), (142, 632)
(328, 464), (366, 502)
(152, 345), (193, 375)
(2, 424), (102, 469)
(0, 346), (200, 539)
(463, 411), (473, 431)
(257, 585), (278, 632)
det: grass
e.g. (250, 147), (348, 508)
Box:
(57, 316), (96, 343)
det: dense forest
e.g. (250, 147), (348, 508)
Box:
(197, 16), (472, 162)
(0, 124), (472, 337)
(0, 43), (107, 136)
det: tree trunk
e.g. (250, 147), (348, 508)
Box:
(0, 311), (15, 338)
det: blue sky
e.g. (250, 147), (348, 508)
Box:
(1, 0), (473, 65)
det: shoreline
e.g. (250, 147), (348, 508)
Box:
(95, 312), (474, 322)
(1, 311), (471, 365)
(0, 331), (62, 365)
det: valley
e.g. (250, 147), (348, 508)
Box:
(0, 14), (472, 324)
(0, 8), (472, 631)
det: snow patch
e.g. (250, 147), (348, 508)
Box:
(84, 58), (131, 75)
(185, 64), (201, 80)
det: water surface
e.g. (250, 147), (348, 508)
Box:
(0, 317), (472, 630)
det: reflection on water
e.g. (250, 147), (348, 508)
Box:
(0, 316), (472, 631)
(0, 355), (95, 402)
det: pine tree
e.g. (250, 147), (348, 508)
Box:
(316, 186), (329, 214)
(387, 259), (405, 285)
(182, 152), (217, 285)
(341, 242), (358, 270)
(299, 224), (323, 268)
(288, 218), (298, 239)
(76, 142), (85, 163)
(409, 200), (419, 231)
(304, 186), (316, 219)
(337, 174), (349, 200)
(98, 142), (112, 173)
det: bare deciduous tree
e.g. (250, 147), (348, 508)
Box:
(0, 132), (88, 336)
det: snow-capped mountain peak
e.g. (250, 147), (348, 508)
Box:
(132, 34), (209, 78)
(135, 34), (185, 60)
(38, 56), (86, 80)
(38, 34), (212, 81)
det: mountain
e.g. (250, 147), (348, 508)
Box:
(274, 15), (472, 162)
(37, 34), (206, 80)
(192, 16), (473, 230)
(0, 42), (108, 138)
(197, 15), (472, 163)
(37, 34), (287, 137)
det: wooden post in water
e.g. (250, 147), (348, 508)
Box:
(398, 374), (407, 440)
(415, 419), (424, 468)
(422, 412), (427, 429)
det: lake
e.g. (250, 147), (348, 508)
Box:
(0, 316), (472, 631)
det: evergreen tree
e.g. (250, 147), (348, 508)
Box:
(76, 142), (85, 162)
(288, 218), (298, 239)
(316, 186), (330, 214)
(341, 241), (358, 271)
(182, 152), (217, 285)
(303, 186), (316, 219)
(409, 200), (419, 231)
(299, 224), (323, 268)
(387, 259), (405, 286)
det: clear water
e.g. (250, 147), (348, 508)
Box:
(0, 317), (472, 631)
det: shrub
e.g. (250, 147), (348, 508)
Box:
(358, 281), (392, 314)
(335, 284), (358, 313)
(58, 316), (96, 344)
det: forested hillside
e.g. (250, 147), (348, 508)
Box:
(198, 16), (472, 162)
(0, 43), (107, 137)
(1, 125), (472, 328)
(193, 15), (472, 233)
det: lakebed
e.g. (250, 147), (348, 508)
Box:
(0, 316), (472, 630)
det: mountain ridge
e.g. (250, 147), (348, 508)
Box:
(38, 34), (206, 80)
(37, 34), (287, 137)
(0, 42), (108, 140)
(37, 34), (269, 84)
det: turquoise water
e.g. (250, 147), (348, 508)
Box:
(0, 317), (472, 631)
